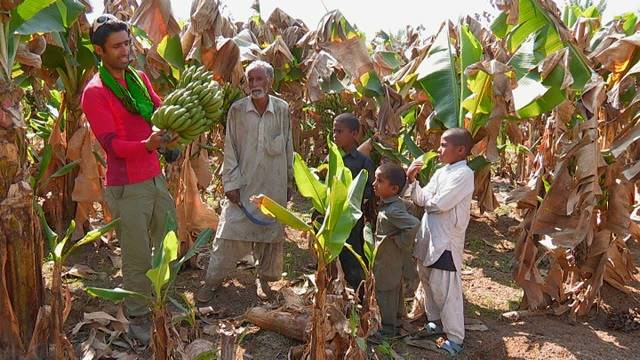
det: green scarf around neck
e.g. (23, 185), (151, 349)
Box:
(99, 64), (154, 122)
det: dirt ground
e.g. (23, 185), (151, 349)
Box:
(57, 186), (640, 360)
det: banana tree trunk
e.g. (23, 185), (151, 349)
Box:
(152, 307), (171, 360)
(360, 275), (381, 337)
(308, 257), (327, 360)
(51, 262), (63, 360)
(50, 262), (75, 360)
(0, 94), (46, 358)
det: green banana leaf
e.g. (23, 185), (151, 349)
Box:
(327, 139), (349, 188)
(131, 25), (153, 50)
(346, 222), (381, 274)
(255, 195), (312, 232)
(400, 106), (418, 127)
(377, 51), (404, 71)
(401, 125), (423, 158)
(63, 218), (121, 262)
(152, 211), (178, 269)
(517, 86), (565, 118)
(168, 294), (190, 315)
(418, 151), (440, 185)
(293, 152), (327, 214)
(9, 0), (58, 29)
(506, 33), (567, 118)
(174, 228), (214, 271)
(491, 12), (510, 39)
(157, 34), (184, 78)
(358, 70), (384, 98)
(53, 220), (76, 261)
(10, 0), (82, 34)
(504, 0), (591, 90)
(317, 169), (367, 263)
(468, 155), (490, 171)
(615, 12), (638, 36)
(14, 0), (83, 35)
(86, 287), (149, 302)
(35, 203), (58, 255)
(372, 141), (411, 165)
(146, 230), (179, 301)
(362, 223), (376, 268)
(50, 159), (80, 178)
(32, 144), (53, 189)
(459, 24), (484, 122)
(416, 24), (460, 129)
(562, 4), (601, 34)
(508, 35), (541, 79)
(344, 243), (369, 276)
(316, 168), (349, 257)
(462, 68), (493, 134)
(416, 22), (482, 129)
(513, 73), (565, 118)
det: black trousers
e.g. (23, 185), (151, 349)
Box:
(339, 218), (367, 290)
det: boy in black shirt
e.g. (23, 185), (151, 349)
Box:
(332, 113), (376, 290)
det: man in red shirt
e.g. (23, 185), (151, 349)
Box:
(81, 14), (176, 342)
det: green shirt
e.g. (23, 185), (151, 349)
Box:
(374, 196), (420, 291)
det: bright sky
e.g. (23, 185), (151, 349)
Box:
(87, 0), (636, 40)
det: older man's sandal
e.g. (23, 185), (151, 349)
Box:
(196, 285), (218, 303)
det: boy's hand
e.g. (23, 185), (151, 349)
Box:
(407, 159), (424, 183)
(226, 189), (240, 205)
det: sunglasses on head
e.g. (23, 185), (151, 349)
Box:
(91, 14), (123, 34)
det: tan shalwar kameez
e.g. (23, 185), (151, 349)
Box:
(204, 95), (293, 287)
(374, 196), (420, 332)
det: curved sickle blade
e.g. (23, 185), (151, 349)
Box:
(238, 202), (277, 226)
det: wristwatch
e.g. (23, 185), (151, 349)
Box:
(160, 148), (181, 163)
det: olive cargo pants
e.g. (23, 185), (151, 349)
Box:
(104, 175), (176, 316)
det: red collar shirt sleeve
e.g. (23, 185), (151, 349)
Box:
(81, 71), (162, 186)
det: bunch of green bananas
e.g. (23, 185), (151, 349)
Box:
(309, 93), (354, 130)
(151, 65), (224, 143)
(221, 83), (245, 123)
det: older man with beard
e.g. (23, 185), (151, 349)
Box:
(197, 60), (293, 302)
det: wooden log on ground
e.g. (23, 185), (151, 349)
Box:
(245, 307), (310, 342)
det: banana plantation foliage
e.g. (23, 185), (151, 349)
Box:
(0, 0), (639, 358)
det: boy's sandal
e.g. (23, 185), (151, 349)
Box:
(422, 322), (445, 336)
(440, 340), (463, 357)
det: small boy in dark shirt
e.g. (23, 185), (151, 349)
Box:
(372, 163), (420, 335)
(332, 113), (376, 290)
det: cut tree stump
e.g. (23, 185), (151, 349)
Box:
(245, 306), (310, 342)
(219, 322), (237, 360)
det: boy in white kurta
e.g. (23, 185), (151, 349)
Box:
(406, 128), (474, 356)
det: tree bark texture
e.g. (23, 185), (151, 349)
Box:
(152, 307), (171, 360)
(0, 125), (45, 359)
(245, 307), (310, 342)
